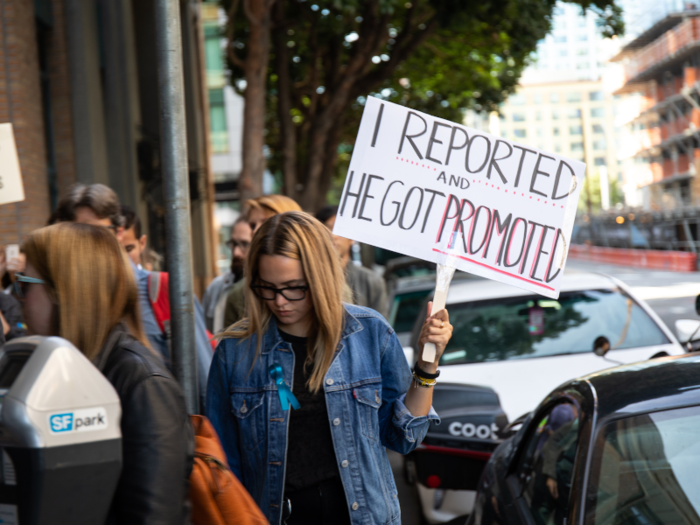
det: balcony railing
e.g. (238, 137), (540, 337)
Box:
(624, 18), (700, 83)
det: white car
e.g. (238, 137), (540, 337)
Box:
(409, 270), (685, 524)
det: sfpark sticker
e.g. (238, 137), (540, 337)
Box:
(48, 407), (108, 434)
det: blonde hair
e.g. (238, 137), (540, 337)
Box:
(22, 222), (149, 360)
(221, 211), (345, 393)
(245, 195), (302, 218)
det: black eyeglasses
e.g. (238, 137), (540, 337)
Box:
(250, 284), (309, 301)
(13, 272), (46, 299)
(226, 239), (250, 251)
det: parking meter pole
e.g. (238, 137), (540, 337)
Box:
(423, 263), (455, 363)
(154, 0), (199, 414)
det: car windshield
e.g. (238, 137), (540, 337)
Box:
(440, 288), (669, 366)
(585, 406), (700, 525)
(389, 288), (432, 334)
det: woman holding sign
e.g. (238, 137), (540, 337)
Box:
(206, 211), (452, 525)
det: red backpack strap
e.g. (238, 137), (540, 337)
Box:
(148, 271), (171, 335)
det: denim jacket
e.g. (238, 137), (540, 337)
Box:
(206, 304), (440, 525)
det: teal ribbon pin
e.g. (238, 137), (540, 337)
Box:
(269, 363), (300, 411)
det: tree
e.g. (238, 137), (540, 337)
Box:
(223, 0), (623, 210)
(225, 0), (277, 202)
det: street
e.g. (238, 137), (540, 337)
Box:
(392, 259), (700, 524)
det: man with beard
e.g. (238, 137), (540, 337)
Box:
(203, 217), (253, 333)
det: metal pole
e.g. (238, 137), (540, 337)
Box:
(154, 0), (199, 414)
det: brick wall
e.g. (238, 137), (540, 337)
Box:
(0, 0), (51, 245)
(48, 0), (77, 200)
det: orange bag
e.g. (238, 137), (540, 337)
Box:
(189, 415), (268, 525)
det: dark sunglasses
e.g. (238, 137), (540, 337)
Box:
(250, 284), (309, 301)
(13, 272), (46, 299)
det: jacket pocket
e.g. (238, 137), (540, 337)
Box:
(230, 391), (266, 452)
(354, 384), (382, 441)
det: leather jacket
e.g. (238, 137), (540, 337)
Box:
(96, 326), (194, 525)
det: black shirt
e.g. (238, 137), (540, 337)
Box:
(279, 329), (342, 493)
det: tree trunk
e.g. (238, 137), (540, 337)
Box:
(273, 1), (297, 201)
(314, 114), (344, 211)
(239, 0), (275, 202)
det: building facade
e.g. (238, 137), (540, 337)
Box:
(0, 0), (216, 295)
(612, 10), (700, 210)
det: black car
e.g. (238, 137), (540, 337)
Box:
(465, 354), (700, 525)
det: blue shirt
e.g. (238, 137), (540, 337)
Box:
(205, 304), (439, 525)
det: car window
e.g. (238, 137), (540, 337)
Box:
(389, 289), (431, 333)
(585, 406), (700, 525)
(514, 403), (580, 525)
(440, 289), (669, 365)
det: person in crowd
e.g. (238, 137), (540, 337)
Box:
(202, 217), (253, 333)
(223, 195), (302, 328)
(316, 205), (389, 318)
(0, 292), (26, 342)
(20, 222), (193, 524)
(120, 205), (148, 269)
(51, 183), (124, 240)
(206, 211), (452, 525)
(118, 206), (212, 409)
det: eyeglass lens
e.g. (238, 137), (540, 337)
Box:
(254, 286), (306, 301)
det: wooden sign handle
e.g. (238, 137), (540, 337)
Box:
(421, 264), (455, 363)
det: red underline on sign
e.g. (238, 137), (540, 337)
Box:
(431, 248), (555, 292)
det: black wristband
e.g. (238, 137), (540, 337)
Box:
(414, 362), (440, 380)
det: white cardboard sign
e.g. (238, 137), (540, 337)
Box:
(0, 123), (25, 206)
(334, 97), (585, 299)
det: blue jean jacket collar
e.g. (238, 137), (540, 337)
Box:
(260, 303), (364, 355)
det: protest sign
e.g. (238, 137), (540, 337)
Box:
(0, 124), (25, 206)
(333, 97), (585, 301)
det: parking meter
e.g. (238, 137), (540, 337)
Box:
(0, 336), (122, 525)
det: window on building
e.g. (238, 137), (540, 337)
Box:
(566, 92), (582, 103)
(536, 128), (544, 137)
(533, 94), (543, 105)
(552, 110), (560, 120)
(568, 108), (582, 119)
(594, 157), (606, 166)
(514, 129), (527, 138)
(591, 107), (605, 118)
(592, 124), (604, 134)
(509, 94), (526, 105)
(553, 127), (560, 136)
(593, 139), (607, 150)
(570, 125), (582, 135)
(559, 49), (568, 57)
(209, 89), (229, 153)
(555, 144), (562, 153)
(571, 142), (584, 152)
(554, 35), (567, 43)
(576, 48), (589, 56)
(589, 91), (604, 101)
(535, 111), (543, 121)
(550, 93), (560, 104)
(513, 113), (526, 122)
(576, 62), (590, 70)
(577, 34), (588, 42)
(204, 26), (226, 88)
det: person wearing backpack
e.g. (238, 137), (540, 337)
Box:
(19, 222), (193, 525)
(119, 207), (214, 410)
(206, 212), (452, 525)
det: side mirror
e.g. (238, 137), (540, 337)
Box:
(593, 336), (611, 357)
(675, 319), (700, 344)
(696, 294), (700, 316)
